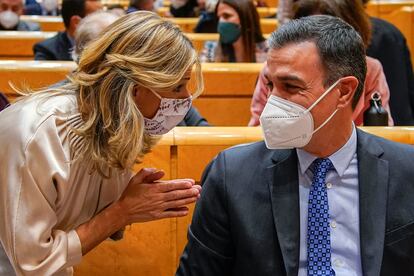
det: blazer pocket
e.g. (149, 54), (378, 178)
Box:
(385, 222), (414, 245)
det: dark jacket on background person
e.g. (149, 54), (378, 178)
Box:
(178, 106), (210, 126)
(33, 31), (73, 61)
(367, 17), (414, 126)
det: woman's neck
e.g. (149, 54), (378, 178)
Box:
(233, 37), (246, 62)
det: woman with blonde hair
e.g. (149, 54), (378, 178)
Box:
(0, 11), (203, 275)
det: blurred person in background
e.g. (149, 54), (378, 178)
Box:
(33, 0), (102, 61)
(127, 0), (155, 13)
(200, 0), (268, 63)
(362, 0), (414, 125)
(0, 0), (39, 30)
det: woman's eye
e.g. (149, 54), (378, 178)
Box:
(174, 85), (183, 93)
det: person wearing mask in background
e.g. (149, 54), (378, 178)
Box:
(126, 0), (154, 13)
(71, 11), (210, 126)
(194, 0), (217, 33)
(0, 12), (203, 275)
(177, 15), (414, 276)
(0, 0), (39, 30)
(249, 0), (393, 127)
(200, 0), (267, 63)
(33, 0), (102, 61)
(362, 0), (414, 125)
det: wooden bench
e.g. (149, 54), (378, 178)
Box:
(157, 6), (278, 18)
(0, 32), (272, 60)
(72, 126), (414, 276)
(365, 0), (414, 17)
(20, 15), (278, 33)
(0, 31), (54, 59)
(0, 60), (263, 126)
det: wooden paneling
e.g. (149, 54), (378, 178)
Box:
(193, 97), (252, 126)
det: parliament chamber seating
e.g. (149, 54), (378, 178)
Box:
(72, 126), (414, 276)
(0, 60), (263, 125)
(1, 1), (413, 275)
(20, 15), (279, 34)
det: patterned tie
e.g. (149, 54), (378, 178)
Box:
(307, 158), (335, 276)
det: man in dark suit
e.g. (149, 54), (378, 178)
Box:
(33, 0), (101, 61)
(177, 15), (414, 276)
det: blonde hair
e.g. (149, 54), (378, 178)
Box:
(28, 11), (203, 176)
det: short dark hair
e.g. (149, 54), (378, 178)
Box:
(268, 15), (367, 109)
(62, 0), (87, 28)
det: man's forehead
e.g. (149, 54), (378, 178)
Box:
(266, 41), (323, 79)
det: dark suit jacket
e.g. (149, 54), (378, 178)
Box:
(177, 106), (209, 126)
(367, 17), (414, 126)
(177, 129), (414, 276)
(33, 31), (73, 61)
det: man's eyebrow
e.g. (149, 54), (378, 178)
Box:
(277, 75), (306, 85)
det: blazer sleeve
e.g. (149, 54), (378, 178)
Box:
(0, 119), (82, 275)
(176, 152), (234, 276)
(248, 64), (269, 126)
(33, 42), (56, 61)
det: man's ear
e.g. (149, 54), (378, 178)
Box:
(337, 76), (359, 109)
(69, 15), (82, 31)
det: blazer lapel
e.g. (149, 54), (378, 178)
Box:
(266, 149), (300, 276)
(357, 129), (389, 276)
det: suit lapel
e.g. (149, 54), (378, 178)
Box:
(357, 129), (389, 276)
(266, 149), (300, 276)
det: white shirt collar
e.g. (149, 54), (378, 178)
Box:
(296, 124), (357, 177)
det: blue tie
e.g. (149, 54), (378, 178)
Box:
(307, 158), (335, 276)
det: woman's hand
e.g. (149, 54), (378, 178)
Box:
(116, 168), (202, 225)
(76, 168), (201, 255)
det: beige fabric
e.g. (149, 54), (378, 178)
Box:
(0, 93), (132, 275)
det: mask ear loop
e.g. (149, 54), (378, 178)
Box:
(305, 79), (342, 134)
(304, 79), (342, 114)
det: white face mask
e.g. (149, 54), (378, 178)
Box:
(144, 90), (192, 135)
(42, 0), (58, 12)
(259, 79), (341, 149)
(0, 10), (19, 29)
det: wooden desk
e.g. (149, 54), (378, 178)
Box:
(0, 31), (55, 59)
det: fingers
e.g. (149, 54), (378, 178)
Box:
(162, 186), (200, 201)
(131, 168), (164, 184)
(162, 196), (198, 210)
(143, 170), (165, 183)
(156, 179), (196, 192)
(158, 208), (190, 219)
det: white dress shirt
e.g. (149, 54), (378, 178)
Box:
(296, 125), (363, 275)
